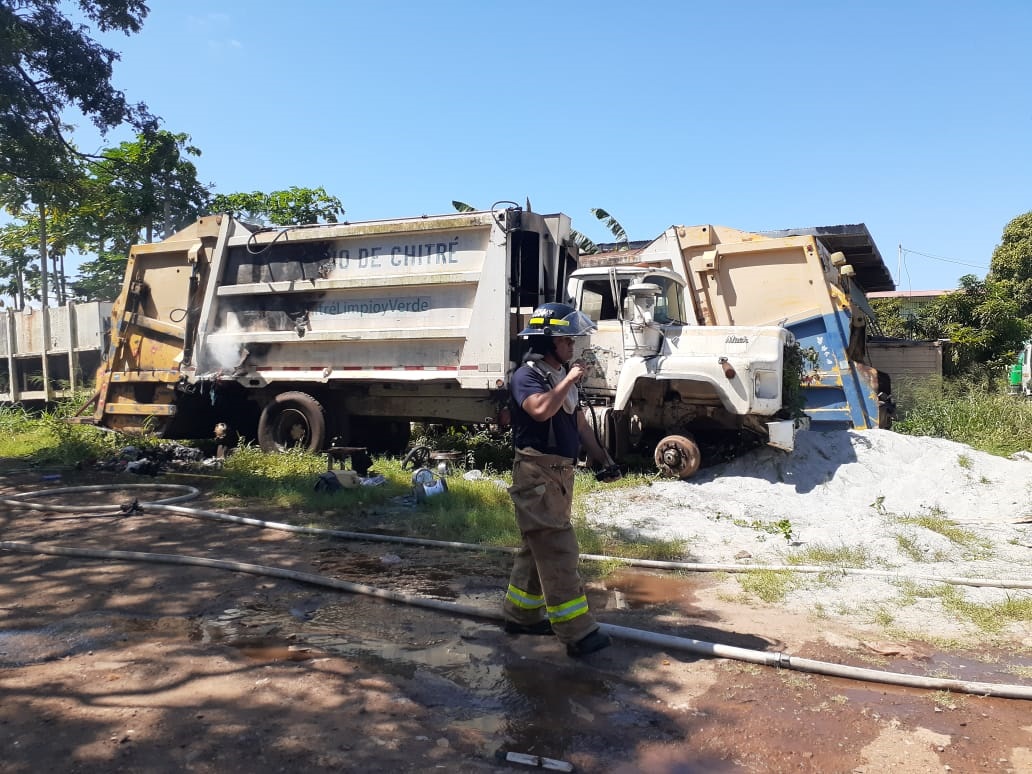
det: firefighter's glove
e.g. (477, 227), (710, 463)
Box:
(594, 464), (624, 483)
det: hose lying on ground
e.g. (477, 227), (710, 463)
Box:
(5, 484), (1029, 589)
(3, 484), (1031, 699)
(1, 538), (1030, 701)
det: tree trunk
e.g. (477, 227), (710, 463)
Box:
(38, 201), (48, 307)
(58, 251), (67, 304)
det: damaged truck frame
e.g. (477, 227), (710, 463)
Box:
(76, 205), (885, 478)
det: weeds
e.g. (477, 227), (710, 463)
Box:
(736, 569), (799, 603)
(931, 691), (962, 710)
(732, 517), (795, 542)
(893, 533), (926, 562)
(787, 544), (879, 568)
(891, 507), (994, 559)
(895, 582), (1032, 634)
(0, 401), (128, 466)
(894, 377), (1032, 457)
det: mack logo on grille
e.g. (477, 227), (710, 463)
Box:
(725, 335), (749, 344)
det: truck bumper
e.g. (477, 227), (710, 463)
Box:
(765, 419), (798, 452)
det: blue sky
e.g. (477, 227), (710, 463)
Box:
(75, 0), (1031, 291)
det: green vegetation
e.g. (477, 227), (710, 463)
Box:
(782, 344), (820, 419)
(786, 543), (880, 568)
(892, 532), (946, 563)
(893, 377), (1032, 457)
(736, 569), (799, 603)
(0, 398), (141, 466)
(893, 580), (1032, 635)
(890, 507), (993, 560)
(731, 517), (795, 543)
(0, 402), (682, 567)
(931, 691), (963, 710)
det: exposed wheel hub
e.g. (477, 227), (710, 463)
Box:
(654, 434), (701, 479)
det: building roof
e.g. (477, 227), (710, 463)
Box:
(578, 240), (651, 267)
(867, 290), (951, 299)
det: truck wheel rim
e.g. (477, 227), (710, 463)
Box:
(274, 408), (310, 448)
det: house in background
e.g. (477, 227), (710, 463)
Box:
(866, 289), (952, 321)
(866, 289), (952, 385)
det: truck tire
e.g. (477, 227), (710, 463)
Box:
(654, 434), (701, 479)
(257, 392), (326, 453)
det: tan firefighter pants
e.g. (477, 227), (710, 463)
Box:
(503, 447), (599, 644)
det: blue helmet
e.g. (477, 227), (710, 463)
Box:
(518, 302), (597, 338)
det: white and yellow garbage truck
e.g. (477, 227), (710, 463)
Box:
(75, 205), (801, 478)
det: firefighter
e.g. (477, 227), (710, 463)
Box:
(502, 301), (621, 657)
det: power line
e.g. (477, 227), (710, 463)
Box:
(901, 247), (988, 270)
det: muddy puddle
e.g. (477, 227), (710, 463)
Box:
(190, 593), (670, 759)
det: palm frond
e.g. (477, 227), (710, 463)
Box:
(571, 230), (599, 254)
(590, 208), (628, 243)
(452, 200), (476, 213)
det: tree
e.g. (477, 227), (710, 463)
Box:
(988, 210), (1032, 318)
(907, 275), (1027, 382)
(0, 154), (90, 306)
(0, 221), (40, 308)
(69, 249), (128, 301)
(0, 0), (156, 185)
(210, 187), (344, 225)
(87, 130), (210, 243)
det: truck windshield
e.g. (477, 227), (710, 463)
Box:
(578, 274), (688, 325)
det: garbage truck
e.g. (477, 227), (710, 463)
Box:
(74, 205), (799, 478)
(568, 223), (894, 442)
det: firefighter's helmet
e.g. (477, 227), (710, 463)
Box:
(517, 302), (597, 338)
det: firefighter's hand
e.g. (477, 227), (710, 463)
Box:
(568, 360), (588, 383)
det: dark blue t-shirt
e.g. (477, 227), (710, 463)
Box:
(510, 363), (581, 459)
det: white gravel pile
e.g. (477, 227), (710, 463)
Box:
(584, 429), (1032, 642)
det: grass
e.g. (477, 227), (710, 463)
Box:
(786, 543), (880, 568)
(892, 581), (1032, 634)
(890, 507), (994, 560)
(736, 569), (799, 603)
(0, 400), (155, 468)
(0, 402), (686, 573)
(931, 691), (963, 710)
(731, 517), (795, 542)
(893, 532), (930, 562)
(893, 376), (1032, 457)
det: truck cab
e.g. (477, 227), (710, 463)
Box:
(568, 264), (797, 477)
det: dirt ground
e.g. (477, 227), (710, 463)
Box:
(1, 468), (1030, 773)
